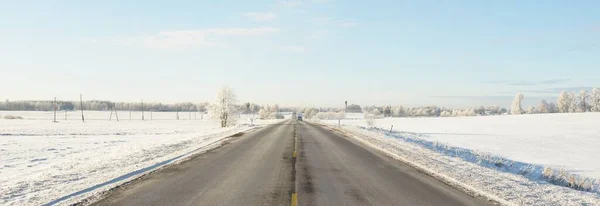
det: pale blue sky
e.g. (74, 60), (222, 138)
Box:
(1, 0), (599, 107)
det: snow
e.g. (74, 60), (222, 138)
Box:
(0, 111), (282, 206)
(319, 113), (600, 205)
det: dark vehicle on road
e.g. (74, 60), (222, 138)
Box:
(297, 116), (302, 121)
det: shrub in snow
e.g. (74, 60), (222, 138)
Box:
(207, 86), (238, 127)
(542, 167), (598, 192)
(364, 112), (375, 128)
(510, 93), (524, 115)
(3, 115), (23, 119)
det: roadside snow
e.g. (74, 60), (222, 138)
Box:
(319, 113), (600, 205)
(0, 112), (281, 206)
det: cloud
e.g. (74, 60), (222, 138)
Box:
(525, 86), (594, 94)
(309, 17), (358, 28)
(309, 30), (329, 39)
(279, 45), (307, 53)
(243, 12), (277, 22)
(484, 79), (571, 86)
(309, 16), (332, 25)
(106, 27), (280, 49)
(430, 95), (517, 100)
(279, 0), (303, 7)
(340, 21), (358, 28)
(79, 38), (98, 43)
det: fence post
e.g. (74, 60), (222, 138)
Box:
(141, 99), (144, 120)
(80, 94), (85, 122)
(390, 125), (394, 132)
(53, 97), (57, 122)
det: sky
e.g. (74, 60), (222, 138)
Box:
(1, 0), (599, 108)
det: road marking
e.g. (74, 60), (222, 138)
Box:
(291, 121), (299, 206)
(291, 193), (298, 206)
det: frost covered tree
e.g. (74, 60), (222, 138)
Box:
(372, 108), (381, 116)
(303, 108), (318, 119)
(383, 106), (392, 117)
(510, 93), (524, 115)
(440, 110), (452, 117)
(392, 106), (405, 117)
(537, 100), (549, 113)
(258, 108), (269, 119)
(569, 92), (578, 113)
(578, 90), (589, 112)
(557, 91), (571, 113)
(526, 106), (536, 114)
(591, 88), (600, 112)
(271, 104), (279, 113)
(208, 86), (238, 127)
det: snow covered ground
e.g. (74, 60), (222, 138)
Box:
(319, 113), (600, 205)
(0, 111), (282, 206)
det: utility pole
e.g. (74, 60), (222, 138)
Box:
(80, 94), (85, 122)
(53, 97), (57, 123)
(176, 107), (180, 120)
(129, 104), (132, 120)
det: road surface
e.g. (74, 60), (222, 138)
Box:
(92, 120), (492, 206)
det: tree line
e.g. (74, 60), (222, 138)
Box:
(510, 88), (600, 115)
(0, 100), (208, 112)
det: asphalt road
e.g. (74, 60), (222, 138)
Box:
(296, 121), (491, 206)
(92, 119), (492, 206)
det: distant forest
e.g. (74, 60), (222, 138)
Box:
(0, 100), (208, 112)
(0, 100), (297, 114)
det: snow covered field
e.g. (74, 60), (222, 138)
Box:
(320, 113), (600, 205)
(0, 111), (282, 206)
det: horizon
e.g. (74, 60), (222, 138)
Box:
(1, 1), (599, 108)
